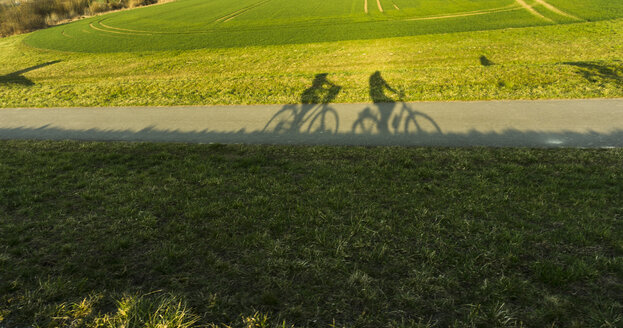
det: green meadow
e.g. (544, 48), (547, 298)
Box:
(1, 141), (622, 327)
(1, 2), (623, 326)
(0, 0), (621, 108)
(0, 18), (622, 108)
(22, 0), (623, 52)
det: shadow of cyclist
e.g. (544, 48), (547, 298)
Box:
(263, 73), (341, 134)
(301, 73), (341, 104)
(369, 71), (402, 134)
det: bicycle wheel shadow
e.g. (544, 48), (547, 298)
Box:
(353, 71), (442, 136)
(263, 73), (341, 134)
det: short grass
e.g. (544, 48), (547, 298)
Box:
(1, 18), (622, 108)
(0, 140), (622, 327)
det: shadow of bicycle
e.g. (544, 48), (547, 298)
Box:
(353, 71), (441, 135)
(263, 103), (340, 134)
(352, 102), (442, 135)
(263, 71), (442, 137)
(263, 73), (341, 134)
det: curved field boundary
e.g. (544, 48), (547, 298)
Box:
(405, 5), (522, 22)
(534, 0), (583, 21)
(215, 0), (271, 23)
(514, 0), (553, 22)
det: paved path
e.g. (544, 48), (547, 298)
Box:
(1, 99), (622, 147)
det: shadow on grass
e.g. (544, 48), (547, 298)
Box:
(0, 60), (60, 86)
(565, 60), (623, 87)
(480, 55), (494, 67)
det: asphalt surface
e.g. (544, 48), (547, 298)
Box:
(1, 99), (622, 147)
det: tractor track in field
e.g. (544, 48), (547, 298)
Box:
(533, 0), (583, 21)
(99, 21), (153, 34)
(89, 22), (152, 35)
(376, 0), (383, 12)
(514, 0), (553, 22)
(215, 0), (271, 23)
(405, 5), (521, 21)
(364, 0), (368, 14)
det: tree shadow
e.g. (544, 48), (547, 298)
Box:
(0, 60), (61, 86)
(564, 60), (623, 87)
(480, 55), (494, 67)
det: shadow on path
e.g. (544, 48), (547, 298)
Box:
(0, 60), (61, 86)
(263, 73), (341, 134)
(354, 71), (441, 135)
(2, 125), (621, 147)
(263, 72), (442, 137)
(2, 71), (620, 148)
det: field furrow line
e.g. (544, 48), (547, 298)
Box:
(376, 0), (383, 12)
(534, 0), (583, 21)
(405, 6), (521, 21)
(99, 21), (154, 34)
(89, 22), (152, 35)
(514, 0), (554, 22)
(215, 0), (271, 23)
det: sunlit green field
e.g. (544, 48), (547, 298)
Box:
(23, 0), (623, 52)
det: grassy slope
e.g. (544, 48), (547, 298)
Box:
(0, 140), (622, 327)
(1, 18), (622, 108)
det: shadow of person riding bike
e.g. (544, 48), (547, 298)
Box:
(353, 71), (441, 135)
(263, 73), (341, 134)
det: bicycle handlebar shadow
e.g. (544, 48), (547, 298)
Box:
(0, 60), (61, 86)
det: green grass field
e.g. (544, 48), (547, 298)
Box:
(22, 0), (623, 52)
(0, 0), (621, 107)
(1, 141), (622, 327)
(1, 17), (622, 108)
(1, 1), (623, 326)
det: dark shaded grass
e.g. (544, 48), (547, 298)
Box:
(0, 140), (622, 327)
